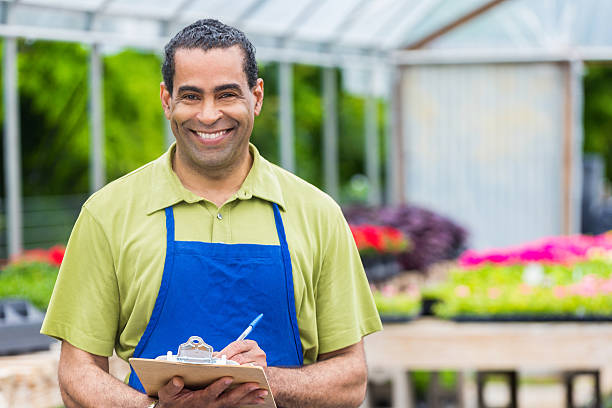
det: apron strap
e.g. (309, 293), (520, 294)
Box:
(165, 206), (175, 243)
(130, 207), (177, 365)
(272, 203), (304, 365)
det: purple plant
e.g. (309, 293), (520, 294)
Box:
(343, 204), (468, 272)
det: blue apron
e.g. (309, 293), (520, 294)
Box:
(128, 203), (303, 392)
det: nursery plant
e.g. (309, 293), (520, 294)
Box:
(0, 246), (64, 310)
(432, 234), (612, 320)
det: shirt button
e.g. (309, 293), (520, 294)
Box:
(216, 213), (223, 220)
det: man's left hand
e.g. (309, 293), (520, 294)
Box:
(216, 339), (267, 367)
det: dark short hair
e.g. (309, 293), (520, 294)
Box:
(162, 19), (258, 94)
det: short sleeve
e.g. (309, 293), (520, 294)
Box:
(41, 206), (119, 357)
(315, 207), (382, 354)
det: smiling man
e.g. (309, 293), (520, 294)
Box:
(41, 19), (381, 408)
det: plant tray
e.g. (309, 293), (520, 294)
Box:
(379, 313), (418, 324)
(449, 314), (612, 322)
(0, 299), (54, 355)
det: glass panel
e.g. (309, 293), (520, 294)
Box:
(339, 0), (418, 47)
(424, 0), (569, 50)
(105, 0), (178, 19)
(241, 0), (318, 36)
(96, 14), (162, 38)
(292, 0), (363, 42)
(178, 0), (260, 26)
(12, 5), (89, 30)
(21, 0), (107, 12)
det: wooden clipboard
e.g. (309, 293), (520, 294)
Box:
(129, 358), (276, 408)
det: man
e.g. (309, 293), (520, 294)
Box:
(42, 19), (382, 408)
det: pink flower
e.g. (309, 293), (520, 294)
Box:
(454, 285), (470, 298)
(405, 285), (420, 298)
(381, 284), (398, 298)
(553, 286), (567, 299)
(600, 279), (612, 294)
(487, 287), (502, 299)
(519, 284), (532, 295)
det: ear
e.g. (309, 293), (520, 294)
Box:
(252, 78), (264, 116)
(160, 82), (172, 119)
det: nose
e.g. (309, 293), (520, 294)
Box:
(197, 99), (222, 125)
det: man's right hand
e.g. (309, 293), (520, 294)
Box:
(157, 376), (268, 407)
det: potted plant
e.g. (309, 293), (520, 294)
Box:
(0, 246), (64, 354)
(350, 224), (411, 283)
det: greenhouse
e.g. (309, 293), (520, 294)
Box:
(2, 0), (612, 407)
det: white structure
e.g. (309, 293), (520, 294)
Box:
(2, 0), (612, 254)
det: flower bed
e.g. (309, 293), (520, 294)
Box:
(430, 234), (612, 320)
(0, 246), (64, 310)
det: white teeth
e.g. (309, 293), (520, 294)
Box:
(196, 130), (228, 139)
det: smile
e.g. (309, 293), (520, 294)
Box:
(193, 128), (232, 141)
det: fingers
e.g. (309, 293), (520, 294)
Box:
(204, 376), (235, 399)
(219, 340), (267, 367)
(217, 382), (268, 406)
(158, 377), (268, 407)
(157, 376), (184, 401)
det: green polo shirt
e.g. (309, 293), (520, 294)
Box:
(41, 143), (381, 365)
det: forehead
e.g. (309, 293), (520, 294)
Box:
(173, 46), (248, 89)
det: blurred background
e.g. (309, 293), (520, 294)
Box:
(1, 0), (612, 407)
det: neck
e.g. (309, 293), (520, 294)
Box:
(172, 148), (253, 208)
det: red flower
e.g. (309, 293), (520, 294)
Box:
(48, 245), (65, 266)
(10, 245), (65, 266)
(350, 224), (409, 255)
(361, 225), (385, 252)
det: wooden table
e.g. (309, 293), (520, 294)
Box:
(363, 318), (612, 407)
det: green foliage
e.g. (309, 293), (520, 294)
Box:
(584, 63), (612, 182)
(17, 41), (90, 194)
(3, 43), (385, 201)
(373, 290), (421, 316)
(103, 49), (166, 180)
(0, 42), (167, 195)
(0, 261), (59, 310)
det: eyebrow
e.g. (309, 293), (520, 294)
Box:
(214, 83), (242, 94)
(177, 85), (203, 94)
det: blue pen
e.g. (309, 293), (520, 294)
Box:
(236, 313), (263, 341)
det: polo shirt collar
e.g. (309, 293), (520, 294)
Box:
(146, 143), (286, 215)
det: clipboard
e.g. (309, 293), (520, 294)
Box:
(129, 336), (276, 408)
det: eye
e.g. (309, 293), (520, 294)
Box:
(219, 92), (237, 99)
(184, 94), (200, 101)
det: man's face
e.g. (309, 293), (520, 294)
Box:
(161, 46), (263, 176)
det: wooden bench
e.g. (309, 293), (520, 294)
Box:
(363, 318), (612, 407)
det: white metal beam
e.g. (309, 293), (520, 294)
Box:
(365, 69), (380, 205)
(0, 24), (385, 68)
(279, 62), (295, 172)
(3, 37), (23, 257)
(322, 67), (339, 200)
(89, 44), (105, 193)
(386, 65), (400, 205)
(391, 47), (612, 65)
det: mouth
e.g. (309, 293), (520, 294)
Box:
(190, 127), (234, 143)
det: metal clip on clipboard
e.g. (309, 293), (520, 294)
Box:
(155, 336), (239, 365)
